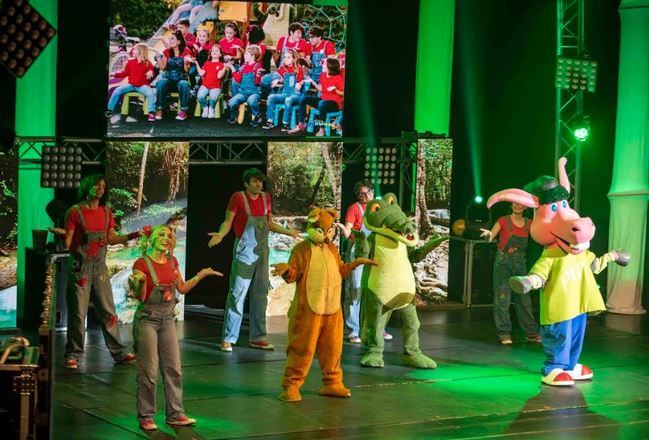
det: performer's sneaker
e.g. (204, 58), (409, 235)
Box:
(64, 357), (78, 369)
(219, 341), (233, 352)
(499, 335), (513, 345)
(116, 353), (137, 364)
(167, 415), (196, 426)
(348, 335), (361, 344)
(383, 331), (393, 341)
(542, 368), (574, 386)
(249, 340), (274, 350)
(526, 334), (542, 343)
(139, 419), (158, 431)
(566, 363), (593, 380)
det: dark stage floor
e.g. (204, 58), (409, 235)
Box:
(52, 308), (649, 439)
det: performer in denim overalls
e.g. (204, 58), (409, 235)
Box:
(62, 175), (141, 369)
(481, 203), (540, 345)
(208, 168), (300, 352)
(337, 181), (392, 343)
(130, 224), (222, 431)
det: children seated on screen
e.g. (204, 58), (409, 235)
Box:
(226, 45), (264, 127)
(263, 48), (304, 131)
(194, 45), (226, 118)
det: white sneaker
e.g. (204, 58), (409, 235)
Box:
(208, 107), (215, 118)
(125, 116), (137, 123)
(201, 107), (209, 118)
(109, 114), (121, 124)
(383, 331), (393, 341)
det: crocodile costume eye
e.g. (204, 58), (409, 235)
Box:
(369, 203), (381, 213)
(385, 195), (397, 205)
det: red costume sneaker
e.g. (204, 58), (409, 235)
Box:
(116, 353), (137, 365)
(139, 419), (158, 431)
(542, 368), (575, 386)
(167, 415), (196, 426)
(249, 340), (274, 350)
(566, 363), (593, 380)
(64, 357), (78, 369)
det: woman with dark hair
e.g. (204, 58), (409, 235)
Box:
(155, 30), (193, 121)
(62, 174), (142, 369)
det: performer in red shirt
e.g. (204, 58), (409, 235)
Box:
(62, 175), (141, 370)
(130, 224), (222, 431)
(207, 168), (300, 352)
(480, 202), (540, 345)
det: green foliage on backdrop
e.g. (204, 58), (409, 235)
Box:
(0, 148), (18, 250)
(423, 139), (453, 209)
(110, 0), (179, 40)
(268, 143), (339, 216)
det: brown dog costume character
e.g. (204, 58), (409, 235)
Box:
(272, 208), (376, 402)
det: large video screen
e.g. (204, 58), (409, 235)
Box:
(108, 1), (347, 139)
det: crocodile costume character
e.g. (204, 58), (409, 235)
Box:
(357, 193), (447, 369)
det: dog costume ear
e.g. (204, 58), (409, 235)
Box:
(325, 208), (339, 221)
(307, 208), (321, 224)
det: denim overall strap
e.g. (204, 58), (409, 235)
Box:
(239, 66), (259, 96)
(222, 191), (270, 343)
(142, 256), (177, 307)
(310, 49), (327, 83)
(282, 72), (297, 96)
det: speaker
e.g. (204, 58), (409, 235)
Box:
(448, 237), (496, 307)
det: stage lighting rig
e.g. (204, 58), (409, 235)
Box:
(555, 57), (597, 93)
(364, 146), (397, 186)
(40, 145), (83, 189)
(572, 115), (590, 142)
(0, 0), (56, 78)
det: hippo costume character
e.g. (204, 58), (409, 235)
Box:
(487, 158), (629, 387)
(357, 193), (447, 369)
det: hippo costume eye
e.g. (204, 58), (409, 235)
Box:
(551, 203), (558, 213)
(561, 200), (568, 208)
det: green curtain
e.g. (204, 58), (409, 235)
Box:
(606, 0), (649, 314)
(415, 0), (455, 135)
(15, 0), (57, 322)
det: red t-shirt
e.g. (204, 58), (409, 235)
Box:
(496, 215), (529, 252)
(219, 37), (244, 57)
(133, 256), (179, 301)
(201, 60), (225, 89)
(277, 65), (304, 82)
(319, 73), (344, 108)
(113, 58), (154, 87)
(182, 32), (196, 50)
(344, 202), (366, 239)
(310, 39), (335, 57)
(226, 192), (272, 238)
(163, 47), (192, 60)
(277, 36), (311, 56)
(231, 62), (263, 84)
(65, 205), (116, 256)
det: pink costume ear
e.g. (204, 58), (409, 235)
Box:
(487, 188), (539, 209)
(557, 157), (571, 194)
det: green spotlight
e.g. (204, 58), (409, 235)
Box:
(474, 195), (483, 204)
(573, 116), (590, 142)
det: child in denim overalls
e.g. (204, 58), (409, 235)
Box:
(130, 224), (222, 431)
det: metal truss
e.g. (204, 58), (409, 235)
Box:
(556, 0), (585, 208)
(189, 141), (266, 164)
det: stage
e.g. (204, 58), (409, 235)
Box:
(51, 308), (649, 439)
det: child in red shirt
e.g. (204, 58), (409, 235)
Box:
(108, 43), (156, 122)
(226, 45), (264, 126)
(289, 57), (344, 136)
(219, 21), (244, 63)
(194, 45), (226, 118)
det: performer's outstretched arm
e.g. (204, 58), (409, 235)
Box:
(208, 209), (236, 247)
